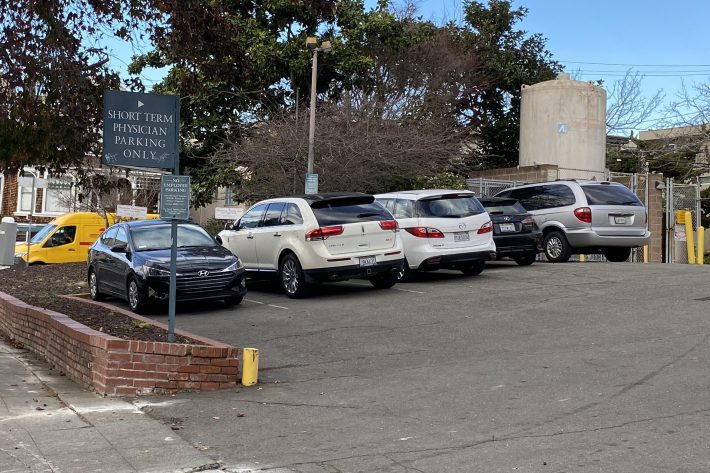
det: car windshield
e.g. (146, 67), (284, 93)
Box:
(581, 185), (643, 206)
(30, 224), (56, 244)
(418, 194), (485, 218)
(480, 199), (527, 214)
(130, 224), (216, 251)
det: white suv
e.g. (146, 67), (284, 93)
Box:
(375, 190), (496, 280)
(217, 193), (404, 297)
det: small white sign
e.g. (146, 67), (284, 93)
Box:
(117, 204), (148, 219)
(305, 173), (318, 195)
(215, 207), (244, 221)
(18, 177), (47, 188)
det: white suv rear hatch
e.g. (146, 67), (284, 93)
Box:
(416, 193), (491, 248)
(309, 197), (397, 256)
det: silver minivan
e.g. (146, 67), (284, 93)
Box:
(495, 180), (650, 262)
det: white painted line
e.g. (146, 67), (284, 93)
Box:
(393, 287), (425, 294)
(244, 299), (265, 305)
(267, 304), (289, 310)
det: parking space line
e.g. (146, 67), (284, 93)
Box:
(244, 298), (289, 310)
(343, 281), (426, 294)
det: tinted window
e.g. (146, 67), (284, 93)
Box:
(418, 194), (485, 218)
(511, 185), (575, 210)
(261, 203), (286, 227)
(101, 226), (118, 246)
(311, 199), (391, 226)
(130, 224), (216, 251)
(114, 227), (128, 248)
(581, 185), (643, 206)
(47, 226), (76, 247)
(280, 204), (303, 225)
(238, 204), (267, 230)
(393, 199), (414, 219)
(480, 199), (527, 215)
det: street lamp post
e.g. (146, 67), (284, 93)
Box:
(305, 37), (332, 193)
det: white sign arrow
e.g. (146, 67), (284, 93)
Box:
(137, 100), (144, 108)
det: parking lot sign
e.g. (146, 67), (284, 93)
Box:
(103, 90), (180, 170)
(160, 175), (191, 220)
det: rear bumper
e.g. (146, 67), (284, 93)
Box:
(304, 259), (404, 283)
(565, 230), (651, 249)
(417, 250), (497, 271)
(493, 233), (543, 255)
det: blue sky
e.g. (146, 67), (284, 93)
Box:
(108, 0), (710, 131)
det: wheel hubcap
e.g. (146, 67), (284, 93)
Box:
(282, 260), (298, 294)
(89, 273), (97, 297)
(128, 282), (138, 308)
(547, 237), (563, 258)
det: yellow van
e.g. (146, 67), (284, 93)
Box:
(14, 212), (159, 265)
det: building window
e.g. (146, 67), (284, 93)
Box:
(18, 172), (35, 212)
(225, 188), (237, 205)
(44, 178), (73, 213)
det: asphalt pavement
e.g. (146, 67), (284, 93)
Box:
(3, 261), (710, 472)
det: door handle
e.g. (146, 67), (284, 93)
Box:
(68, 249), (76, 252)
(246, 234), (254, 239)
(273, 232), (282, 237)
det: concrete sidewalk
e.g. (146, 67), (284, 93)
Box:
(0, 340), (221, 473)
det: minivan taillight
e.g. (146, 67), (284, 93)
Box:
(305, 225), (344, 241)
(477, 221), (493, 234)
(379, 220), (399, 231)
(574, 207), (592, 223)
(404, 227), (445, 238)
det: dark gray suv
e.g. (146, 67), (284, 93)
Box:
(495, 180), (650, 262)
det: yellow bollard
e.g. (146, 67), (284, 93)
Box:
(699, 227), (705, 265)
(242, 348), (259, 386)
(684, 211), (696, 264)
(643, 245), (648, 263)
(579, 254), (586, 263)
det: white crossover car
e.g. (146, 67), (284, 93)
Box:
(217, 193), (404, 298)
(375, 190), (496, 280)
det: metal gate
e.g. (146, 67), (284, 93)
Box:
(665, 178), (701, 264)
(464, 178), (525, 197)
(608, 172), (649, 263)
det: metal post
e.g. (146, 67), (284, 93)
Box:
(167, 99), (181, 343)
(307, 48), (318, 177)
(26, 172), (36, 268)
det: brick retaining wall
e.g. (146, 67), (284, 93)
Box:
(0, 291), (239, 396)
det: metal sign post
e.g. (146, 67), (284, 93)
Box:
(160, 175), (191, 342)
(103, 89), (181, 341)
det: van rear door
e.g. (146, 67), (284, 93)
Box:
(580, 183), (647, 237)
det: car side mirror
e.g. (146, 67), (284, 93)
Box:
(224, 222), (233, 231)
(110, 245), (127, 254)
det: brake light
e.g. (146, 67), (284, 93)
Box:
(574, 207), (592, 223)
(522, 216), (535, 229)
(305, 225), (344, 241)
(477, 221), (493, 234)
(404, 227), (445, 238)
(379, 220), (399, 231)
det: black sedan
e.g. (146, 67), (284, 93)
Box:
(479, 197), (543, 266)
(88, 220), (247, 312)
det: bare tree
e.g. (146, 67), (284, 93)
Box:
(606, 70), (664, 135)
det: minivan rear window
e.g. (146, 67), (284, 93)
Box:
(311, 199), (392, 226)
(581, 185), (643, 206)
(418, 194), (485, 218)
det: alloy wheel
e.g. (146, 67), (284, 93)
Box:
(89, 272), (98, 298)
(281, 259), (299, 295)
(128, 280), (139, 310)
(546, 236), (563, 259)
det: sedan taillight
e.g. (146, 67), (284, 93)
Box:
(477, 221), (493, 234)
(574, 207), (592, 223)
(404, 227), (445, 238)
(305, 225), (344, 241)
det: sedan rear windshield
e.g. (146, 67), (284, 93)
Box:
(418, 194), (485, 218)
(581, 185), (643, 206)
(130, 224), (217, 251)
(311, 198), (392, 226)
(479, 199), (527, 215)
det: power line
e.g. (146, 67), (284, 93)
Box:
(561, 60), (710, 68)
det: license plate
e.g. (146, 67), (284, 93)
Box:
(454, 231), (470, 242)
(359, 256), (376, 267)
(499, 223), (516, 233)
(614, 216), (627, 224)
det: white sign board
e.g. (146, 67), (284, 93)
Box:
(116, 204), (148, 219)
(215, 207), (244, 221)
(18, 177), (47, 188)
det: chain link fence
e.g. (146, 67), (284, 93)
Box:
(464, 178), (525, 197)
(666, 179), (701, 264)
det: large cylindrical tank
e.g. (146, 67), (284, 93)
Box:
(519, 73), (606, 174)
